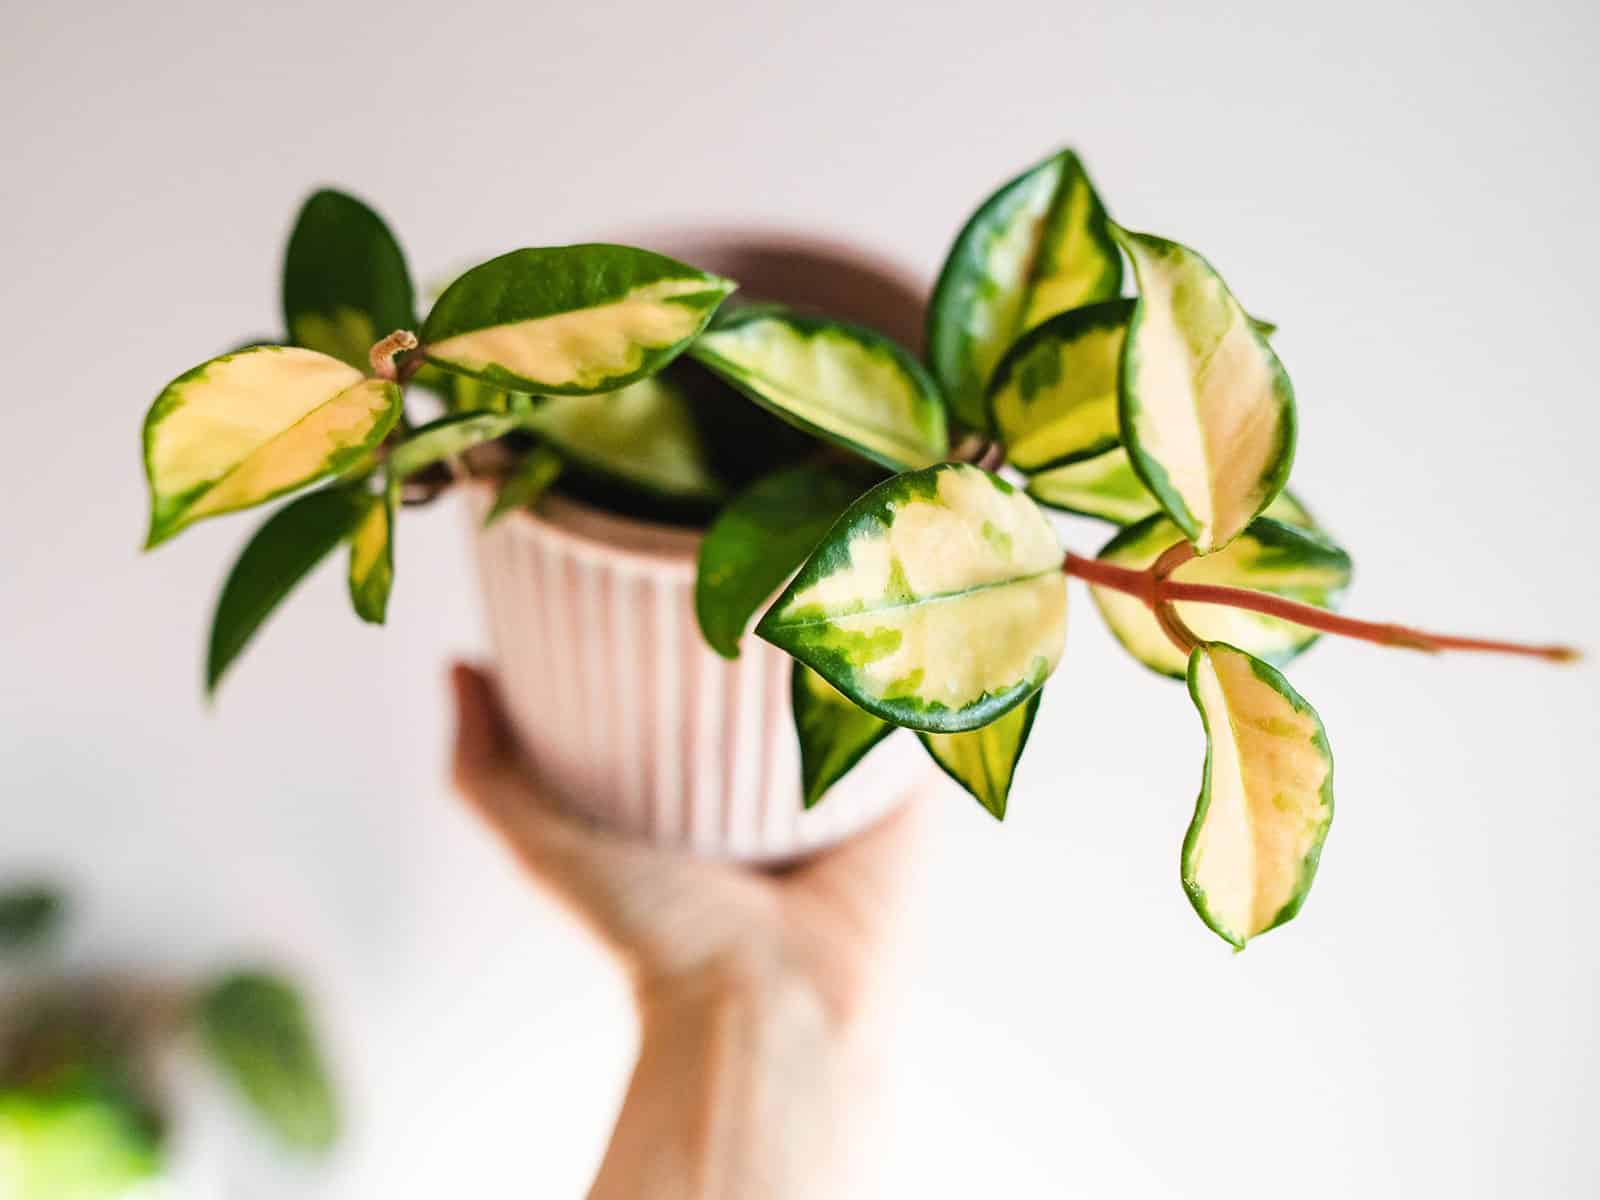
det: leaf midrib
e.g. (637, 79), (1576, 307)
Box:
(772, 567), (1059, 629)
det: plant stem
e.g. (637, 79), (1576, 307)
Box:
(1061, 553), (1578, 663)
(369, 330), (419, 381)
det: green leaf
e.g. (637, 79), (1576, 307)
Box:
(282, 189), (415, 370)
(0, 1091), (164, 1199)
(918, 689), (1041, 820)
(791, 663), (895, 809)
(484, 445), (564, 527)
(522, 372), (724, 500)
(988, 297), (1133, 473)
(1029, 449), (1317, 530)
(690, 308), (949, 472)
(0, 885), (64, 953)
(928, 149), (1122, 430)
(677, 357), (816, 491)
(1026, 447), (1158, 524)
(197, 972), (337, 1153)
(1113, 227), (1296, 554)
(347, 481), (396, 624)
(1092, 515), (1351, 679)
(1184, 643), (1334, 948)
(206, 486), (371, 695)
(142, 346), (401, 548)
(420, 244), (734, 395)
(758, 463), (1066, 733)
(697, 465), (869, 659)
(387, 411), (531, 478)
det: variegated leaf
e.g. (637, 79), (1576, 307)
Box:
(1184, 643), (1334, 948)
(919, 689), (1041, 820)
(207, 487), (371, 695)
(1026, 447), (1158, 524)
(198, 972), (338, 1152)
(143, 347), (401, 548)
(484, 445), (565, 527)
(386, 411), (532, 478)
(691, 309), (948, 472)
(928, 149), (1122, 430)
(697, 465), (869, 659)
(283, 189), (415, 370)
(420, 245), (734, 395)
(1114, 228), (1296, 553)
(791, 663), (895, 809)
(988, 298), (1132, 473)
(523, 373), (723, 500)
(347, 482), (396, 624)
(757, 464), (1066, 733)
(1029, 450), (1318, 530)
(1093, 515), (1351, 678)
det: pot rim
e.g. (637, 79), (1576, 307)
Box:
(468, 479), (702, 577)
(469, 225), (928, 579)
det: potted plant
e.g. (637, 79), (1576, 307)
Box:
(0, 883), (337, 1198)
(138, 148), (1573, 946)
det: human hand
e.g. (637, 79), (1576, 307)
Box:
(449, 661), (924, 1025)
(450, 662), (925, 1198)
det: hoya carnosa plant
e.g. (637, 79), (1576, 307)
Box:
(140, 151), (1575, 948)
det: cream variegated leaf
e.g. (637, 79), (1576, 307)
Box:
(1026, 448), (1158, 525)
(1093, 515), (1351, 678)
(791, 663), (896, 809)
(758, 463), (1066, 733)
(928, 150), (1122, 430)
(988, 298), (1132, 473)
(421, 245), (734, 395)
(347, 483), (396, 624)
(1184, 643), (1334, 948)
(523, 373), (724, 500)
(1114, 228), (1296, 553)
(691, 309), (948, 472)
(919, 689), (1042, 820)
(143, 346), (401, 548)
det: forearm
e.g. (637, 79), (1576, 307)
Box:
(589, 967), (879, 1200)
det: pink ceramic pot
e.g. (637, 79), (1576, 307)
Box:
(468, 232), (933, 861)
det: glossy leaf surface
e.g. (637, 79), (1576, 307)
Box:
(988, 298), (1132, 472)
(697, 465), (868, 659)
(282, 189), (415, 369)
(1115, 228), (1295, 553)
(758, 464), (1065, 733)
(928, 149), (1122, 429)
(347, 483), (396, 624)
(691, 309), (948, 472)
(523, 373), (723, 500)
(1184, 643), (1334, 948)
(421, 245), (734, 394)
(791, 663), (895, 809)
(918, 689), (1041, 820)
(206, 487), (370, 695)
(143, 347), (400, 547)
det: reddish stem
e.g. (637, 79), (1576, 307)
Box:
(1062, 553), (1578, 663)
(369, 330), (419, 381)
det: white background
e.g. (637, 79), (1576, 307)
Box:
(3, 0), (1598, 1195)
